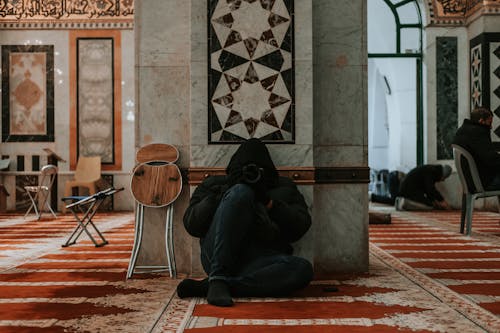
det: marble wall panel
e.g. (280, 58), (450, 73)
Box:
(191, 0), (208, 63)
(191, 61), (209, 146)
(313, 146), (367, 167)
(120, 30), (136, 174)
(208, 0), (296, 143)
(294, 61), (313, 146)
(1, 45), (54, 142)
(313, 65), (365, 147)
(135, 0), (190, 68)
(436, 37), (458, 160)
(77, 38), (114, 163)
(294, 0), (312, 62)
(313, 184), (369, 276)
(137, 66), (190, 166)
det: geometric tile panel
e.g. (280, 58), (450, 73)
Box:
(208, 0), (295, 143)
(491, 42), (500, 141)
(470, 44), (482, 111)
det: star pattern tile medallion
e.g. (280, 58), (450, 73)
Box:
(470, 45), (482, 110)
(209, 0), (294, 143)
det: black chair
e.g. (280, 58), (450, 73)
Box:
(452, 144), (500, 235)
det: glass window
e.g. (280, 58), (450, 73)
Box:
(396, 2), (420, 24)
(368, 0), (422, 55)
(368, 0), (397, 54)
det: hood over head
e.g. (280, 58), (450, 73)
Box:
(226, 138), (279, 187)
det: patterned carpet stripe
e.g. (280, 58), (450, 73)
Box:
(183, 325), (436, 333)
(0, 212), (182, 332)
(192, 301), (429, 319)
(390, 251), (500, 258)
(2, 211), (500, 332)
(0, 272), (127, 282)
(0, 302), (133, 320)
(370, 210), (500, 316)
(171, 253), (493, 332)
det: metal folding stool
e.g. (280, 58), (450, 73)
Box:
(127, 199), (177, 278)
(61, 187), (124, 247)
(127, 143), (182, 279)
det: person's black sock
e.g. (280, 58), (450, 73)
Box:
(176, 278), (209, 298)
(207, 279), (233, 307)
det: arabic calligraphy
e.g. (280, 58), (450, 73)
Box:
(0, 0), (134, 19)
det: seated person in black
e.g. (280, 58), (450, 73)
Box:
(396, 164), (452, 210)
(452, 106), (500, 190)
(177, 138), (313, 307)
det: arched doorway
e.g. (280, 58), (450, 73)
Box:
(368, 0), (424, 183)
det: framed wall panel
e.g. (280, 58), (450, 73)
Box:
(208, 0), (295, 143)
(69, 30), (122, 171)
(436, 37), (457, 160)
(1, 45), (54, 142)
(470, 33), (500, 148)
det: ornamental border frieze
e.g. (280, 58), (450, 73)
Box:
(427, 0), (500, 26)
(0, 0), (133, 30)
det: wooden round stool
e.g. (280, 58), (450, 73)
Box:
(127, 144), (182, 279)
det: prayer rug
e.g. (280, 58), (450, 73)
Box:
(371, 211), (500, 319)
(0, 212), (180, 332)
(2, 210), (500, 332)
(154, 252), (498, 332)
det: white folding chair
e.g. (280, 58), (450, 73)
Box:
(452, 144), (500, 235)
(24, 164), (58, 220)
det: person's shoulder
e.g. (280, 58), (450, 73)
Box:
(277, 176), (296, 186)
(200, 175), (227, 187)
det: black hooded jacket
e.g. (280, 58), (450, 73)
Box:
(398, 165), (444, 206)
(453, 119), (500, 187)
(183, 139), (311, 252)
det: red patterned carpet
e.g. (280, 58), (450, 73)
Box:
(0, 212), (178, 333)
(0, 210), (499, 332)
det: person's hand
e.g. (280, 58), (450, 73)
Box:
(251, 181), (270, 206)
(212, 184), (229, 203)
(266, 199), (273, 210)
(434, 200), (451, 210)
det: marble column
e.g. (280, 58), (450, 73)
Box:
(312, 0), (369, 275)
(135, 0), (368, 277)
(134, 0), (192, 275)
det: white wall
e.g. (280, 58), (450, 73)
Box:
(368, 58), (417, 173)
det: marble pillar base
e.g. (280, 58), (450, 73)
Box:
(312, 184), (369, 277)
